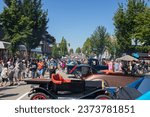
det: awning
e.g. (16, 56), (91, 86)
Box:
(0, 41), (10, 49)
(116, 55), (138, 61)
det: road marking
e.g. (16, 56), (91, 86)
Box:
(16, 92), (29, 100)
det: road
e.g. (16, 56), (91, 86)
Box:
(0, 83), (31, 100)
(0, 70), (138, 100)
(0, 70), (68, 100)
(0, 71), (51, 100)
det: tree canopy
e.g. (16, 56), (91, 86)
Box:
(0, 24), (4, 40)
(0, 0), (51, 54)
(75, 47), (81, 54)
(51, 43), (60, 58)
(82, 37), (93, 56)
(114, 0), (150, 54)
(91, 26), (109, 56)
(59, 37), (68, 57)
(69, 48), (74, 55)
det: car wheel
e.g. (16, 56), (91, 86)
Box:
(95, 95), (111, 100)
(30, 93), (48, 100)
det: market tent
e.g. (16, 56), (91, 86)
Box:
(0, 41), (10, 49)
(0, 41), (5, 49)
(116, 55), (138, 61)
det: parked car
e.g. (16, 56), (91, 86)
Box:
(66, 58), (108, 74)
(69, 64), (103, 79)
(105, 75), (150, 100)
(24, 73), (110, 100)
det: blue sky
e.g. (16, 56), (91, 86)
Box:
(0, 0), (129, 50)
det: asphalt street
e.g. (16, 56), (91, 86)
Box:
(0, 83), (31, 100)
(0, 72), (51, 100)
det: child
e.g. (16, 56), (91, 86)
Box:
(0, 63), (9, 86)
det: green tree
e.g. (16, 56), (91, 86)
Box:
(106, 36), (120, 59)
(114, 0), (149, 54)
(51, 44), (60, 58)
(0, 0), (49, 55)
(3, 0), (12, 7)
(59, 37), (68, 56)
(0, 0), (32, 53)
(114, 3), (128, 55)
(82, 37), (93, 56)
(0, 24), (4, 40)
(90, 26), (109, 57)
(134, 7), (150, 47)
(75, 47), (81, 54)
(22, 0), (49, 54)
(69, 48), (74, 55)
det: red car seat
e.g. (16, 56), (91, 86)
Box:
(51, 74), (71, 85)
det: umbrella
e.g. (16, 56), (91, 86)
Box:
(116, 55), (138, 61)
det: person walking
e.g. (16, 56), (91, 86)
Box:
(37, 60), (44, 78)
(49, 58), (57, 78)
(42, 59), (47, 77)
(29, 59), (37, 79)
(0, 63), (9, 86)
(8, 63), (15, 86)
(0, 60), (3, 78)
(21, 60), (26, 80)
(14, 60), (22, 85)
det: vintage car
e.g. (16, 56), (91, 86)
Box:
(68, 64), (105, 79)
(24, 73), (110, 100)
(66, 58), (108, 74)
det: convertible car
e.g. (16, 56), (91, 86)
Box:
(69, 64), (103, 79)
(67, 58), (108, 74)
(24, 73), (110, 100)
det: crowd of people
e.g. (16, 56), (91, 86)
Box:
(0, 58), (26, 86)
(0, 57), (65, 87)
(0, 56), (149, 87)
(106, 60), (149, 76)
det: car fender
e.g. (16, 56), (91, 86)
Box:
(29, 87), (57, 99)
(79, 88), (107, 99)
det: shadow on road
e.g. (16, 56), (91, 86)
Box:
(0, 86), (16, 92)
(0, 82), (28, 92)
(0, 93), (19, 99)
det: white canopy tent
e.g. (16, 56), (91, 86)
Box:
(116, 55), (138, 61)
(0, 41), (10, 49)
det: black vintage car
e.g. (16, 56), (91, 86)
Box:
(24, 73), (110, 100)
(69, 64), (103, 79)
(66, 58), (108, 74)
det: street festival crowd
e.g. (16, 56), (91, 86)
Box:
(0, 56), (149, 87)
